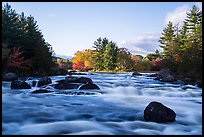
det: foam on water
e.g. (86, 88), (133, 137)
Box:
(2, 73), (202, 135)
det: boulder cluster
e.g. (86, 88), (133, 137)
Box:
(54, 76), (99, 90)
(9, 75), (100, 93)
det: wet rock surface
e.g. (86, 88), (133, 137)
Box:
(79, 83), (100, 90)
(37, 77), (52, 87)
(11, 80), (31, 89)
(54, 82), (81, 89)
(144, 101), (176, 123)
(65, 76), (93, 84)
(132, 72), (142, 76)
(10, 75), (100, 92)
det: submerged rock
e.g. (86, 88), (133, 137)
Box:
(79, 83), (100, 90)
(11, 80), (31, 89)
(144, 101), (176, 123)
(37, 77), (52, 87)
(3, 72), (18, 81)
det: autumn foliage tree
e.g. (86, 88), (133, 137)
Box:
(5, 47), (30, 73)
(72, 61), (85, 71)
(71, 49), (94, 71)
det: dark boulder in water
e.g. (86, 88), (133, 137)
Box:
(65, 76), (93, 84)
(154, 69), (177, 82)
(147, 73), (157, 77)
(76, 77), (93, 84)
(79, 83), (100, 90)
(54, 76), (99, 90)
(37, 77), (52, 87)
(183, 78), (196, 85)
(32, 89), (52, 94)
(54, 82), (81, 89)
(11, 80), (31, 89)
(64, 76), (79, 83)
(132, 72), (142, 76)
(144, 101), (176, 123)
(3, 72), (18, 81)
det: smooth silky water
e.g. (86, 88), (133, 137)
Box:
(2, 72), (202, 135)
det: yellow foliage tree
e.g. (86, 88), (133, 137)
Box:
(71, 49), (94, 71)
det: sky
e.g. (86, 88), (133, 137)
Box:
(2, 2), (202, 58)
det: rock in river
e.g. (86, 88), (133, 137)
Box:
(11, 80), (31, 89)
(54, 82), (81, 89)
(65, 76), (93, 84)
(37, 77), (52, 87)
(132, 72), (142, 76)
(154, 69), (177, 82)
(144, 101), (176, 123)
(54, 76), (99, 90)
(79, 83), (100, 90)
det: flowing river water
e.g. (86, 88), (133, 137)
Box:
(2, 72), (202, 135)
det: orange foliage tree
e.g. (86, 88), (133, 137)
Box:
(71, 49), (94, 71)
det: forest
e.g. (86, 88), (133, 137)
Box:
(2, 3), (202, 84)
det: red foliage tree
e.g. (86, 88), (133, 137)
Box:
(151, 58), (162, 71)
(72, 61), (84, 71)
(6, 47), (30, 69)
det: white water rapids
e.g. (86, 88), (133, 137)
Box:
(2, 73), (202, 135)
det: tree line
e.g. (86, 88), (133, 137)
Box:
(71, 37), (161, 72)
(2, 3), (202, 84)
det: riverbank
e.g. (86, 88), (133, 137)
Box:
(2, 69), (202, 88)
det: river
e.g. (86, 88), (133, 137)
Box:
(2, 72), (202, 135)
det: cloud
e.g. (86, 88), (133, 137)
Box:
(117, 3), (203, 58)
(164, 5), (189, 26)
(117, 32), (162, 57)
(164, 2), (202, 26)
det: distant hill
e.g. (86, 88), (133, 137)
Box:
(52, 54), (73, 60)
